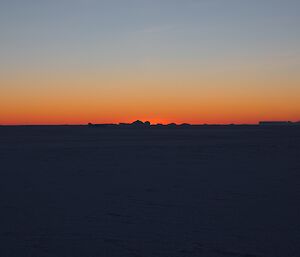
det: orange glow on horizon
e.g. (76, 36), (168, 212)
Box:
(1, 68), (299, 125)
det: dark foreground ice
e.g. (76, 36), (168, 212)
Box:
(0, 126), (299, 257)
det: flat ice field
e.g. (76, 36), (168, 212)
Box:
(0, 126), (299, 257)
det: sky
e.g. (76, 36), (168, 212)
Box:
(1, 0), (300, 125)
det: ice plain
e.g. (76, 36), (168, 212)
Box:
(0, 125), (299, 257)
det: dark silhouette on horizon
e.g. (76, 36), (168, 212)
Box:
(87, 120), (300, 128)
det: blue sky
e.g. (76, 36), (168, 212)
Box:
(1, 0), (299, 71)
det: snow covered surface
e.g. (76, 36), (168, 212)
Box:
(0, 126), (299, 257)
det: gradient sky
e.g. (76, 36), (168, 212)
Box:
(1, 0), (300, 124)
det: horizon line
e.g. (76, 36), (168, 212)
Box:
(1, 120), (299, 127)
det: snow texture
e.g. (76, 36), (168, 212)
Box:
(0, 126), (299, 257)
